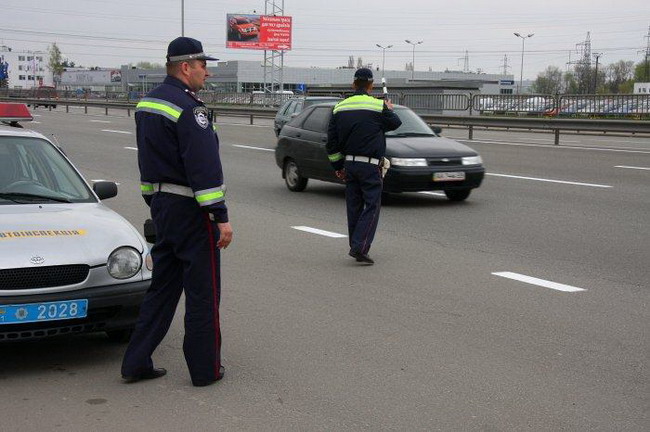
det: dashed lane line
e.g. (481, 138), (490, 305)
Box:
(232, 144), (274, 152)
(291, 226), (347, 238)
(615, 165), (650, 171)
(124, 146), (138, 151)
(492, 272), (586, 293)
(486, 173), (612, 188)
(102, 129), (132, 134)
(90, 120), (112, 123)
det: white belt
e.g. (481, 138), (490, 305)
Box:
(155, 183), (194, 198)
(345, 155), (381, 165)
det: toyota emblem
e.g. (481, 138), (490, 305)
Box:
(30, 256), (45, 265)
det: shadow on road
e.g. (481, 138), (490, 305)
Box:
(0, 334), (126, 380)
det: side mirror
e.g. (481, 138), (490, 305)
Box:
(432, 126), (442, 135)
(93, 181), (118, 200)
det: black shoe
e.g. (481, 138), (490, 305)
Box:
(349, 250), (374, 265)
(193, 366), (225, 387)
(122, 367), (167, 383)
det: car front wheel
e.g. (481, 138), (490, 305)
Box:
(284, 158), (308, 192)
(444, 189), (471, 201)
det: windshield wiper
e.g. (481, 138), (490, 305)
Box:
(0, 192), (73, 203)
(387, 132), (436, 137)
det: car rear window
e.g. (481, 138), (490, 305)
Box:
(301, 107), (332, 132)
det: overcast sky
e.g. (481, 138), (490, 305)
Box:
(2, 0), (648, 79)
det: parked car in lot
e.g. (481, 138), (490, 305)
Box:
(0, 104), (151, 342)
(274, 96), (342, 136)
(275, 102), (485, 201)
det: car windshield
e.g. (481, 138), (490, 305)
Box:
(236, 18), (250, 24)
(386, 107), (436, 137)
(0, 136), (95, 204)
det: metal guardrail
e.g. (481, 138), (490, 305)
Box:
(0, 97), (277, 124)
(2, 96), (649, 146)
(420, 114), (650, 145)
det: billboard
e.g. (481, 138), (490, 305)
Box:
(226, 14), (292, 51)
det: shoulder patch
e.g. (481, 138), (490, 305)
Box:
(193, 106), (209, 129)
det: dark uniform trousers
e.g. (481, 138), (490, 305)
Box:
(121, 192), (222, 385)
(345, 161), (383, 255)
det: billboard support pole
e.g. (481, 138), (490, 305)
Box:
(263, 0), (285, 94)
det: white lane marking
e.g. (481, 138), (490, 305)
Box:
(418, 191), (446, 197)
(31, 121), (41, 124)
(492, 272), (586, 292)
(91, 179), (121, 185)
(615, 165), (650, 171)
(90, 120), (111, 123)
(486, 173), (612, 188)
(291, 226), (347, 238)
(218, 123), (269, 128)
(232, 144), (274, 152)
(453, 138), (650, 155)
(32, 114), (42, 117)
(101, 129), (132, 134)
(124, 146), (138, 151)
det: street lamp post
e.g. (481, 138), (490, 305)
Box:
(513, 32), (534, 94)
(376, 44), (393, 79)
(404, 40), (423, 80)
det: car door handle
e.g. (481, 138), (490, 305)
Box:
(295, 133), (301, 138)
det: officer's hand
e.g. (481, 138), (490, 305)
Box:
(217, 222), (233, 249)
(335, 169), (346, 182)
(385, 99), (395, 110)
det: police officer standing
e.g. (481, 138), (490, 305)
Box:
(121, 37), (232, 387)
(327, 68), (402, 265)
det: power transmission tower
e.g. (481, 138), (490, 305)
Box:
(570, 32), (592, 94)
(263, 0), (285, 93)
(457, 50), (470, 73)
(501, 54), (510, 75)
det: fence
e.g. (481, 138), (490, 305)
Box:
(1, 87), (649, 119)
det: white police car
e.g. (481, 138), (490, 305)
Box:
(0, 104), (151, 342)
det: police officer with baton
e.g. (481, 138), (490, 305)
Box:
(121, 37), (232, 387)
(326, 68), (401, 265)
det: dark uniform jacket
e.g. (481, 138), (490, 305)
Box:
(326, 90), (402, 171)
(135, 76), (228, 223)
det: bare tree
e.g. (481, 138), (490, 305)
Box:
(531, 66), (563, 94)
(605, 60), (634, 93)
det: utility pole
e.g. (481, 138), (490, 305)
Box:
(457, 50), (469, 73)
(405, 40), (423, 80)
(181, 0), (185, 36)
(592, 52), (602, 94)
(514, 32), (534, 94)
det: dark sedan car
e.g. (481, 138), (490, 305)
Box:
(274, 96), (342, 136)
(275, 103), (485, 201)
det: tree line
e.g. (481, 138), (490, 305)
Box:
(531, 60), (649, 94)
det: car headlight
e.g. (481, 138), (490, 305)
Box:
(390, 157), (428, 167)
(107, 246), (142, 279)
(462, 155), (482, 165)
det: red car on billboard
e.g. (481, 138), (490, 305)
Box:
(228, 16), (259, 40)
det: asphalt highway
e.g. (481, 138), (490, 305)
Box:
(2, 106), (649, 431)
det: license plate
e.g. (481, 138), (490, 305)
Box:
(0, 299), (88, 325)
(434, 172), (466, 182)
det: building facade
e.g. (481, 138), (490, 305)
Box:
(0, 46), (54, 89)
